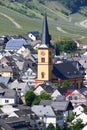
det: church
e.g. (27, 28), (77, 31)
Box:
(35, 14), (84, 88)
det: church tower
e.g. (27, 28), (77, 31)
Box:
(36, 14), (53, 85)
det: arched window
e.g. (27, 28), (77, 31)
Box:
(41, 58), (45, 62)
(41, 72), (45, 78)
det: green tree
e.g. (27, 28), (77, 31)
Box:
(67, 112), (75, 122)
(25, 90), (36, 106)
(67, 119), (83, 130)
(56, 124), (61, 130)
(45, 123), (55, 130)
(54, 42), (60, 55)
(32, 96), (41, 105)
(40, 91), (52, 100)
(32, 91), (52, 106)
(54, 40), (77, 54)
(83, 106), (87, 112)
(61, 80), (70, 88)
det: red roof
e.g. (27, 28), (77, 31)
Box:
(65, 90), (74, 97)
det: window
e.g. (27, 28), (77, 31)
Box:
(41, 58), (45, 63)
(41, 72), (45, 78)
(68, 96), (72, 100)
(5, 100), (9, 103)
(74, 96), (78, 100)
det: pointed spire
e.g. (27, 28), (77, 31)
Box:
(40, 13), (51, 48)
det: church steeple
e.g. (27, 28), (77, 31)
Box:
(40, 14), (51, 48)
(35, 14), (53, 87)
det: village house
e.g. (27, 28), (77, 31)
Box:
(0, 89), (17, 105)
(31, 105), (56, 128)
(34, 81), (61, 100)
(65, 88), (87, 107)
(5, 38), (27, 52)
(28, 31), (41, 41)
(39, 99), (73, 129)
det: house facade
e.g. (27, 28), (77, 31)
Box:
(0, 89), (17, 105)
(65, 90), (87, 107)
(31, 105), (56, 128)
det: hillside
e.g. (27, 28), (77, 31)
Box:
(0, 0), (87, 43)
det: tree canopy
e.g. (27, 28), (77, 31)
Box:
(25, 90), (36, 106)
(25, 90), (51, 106)
(57, 0), (87, 13)
(54, 40), (77, 55)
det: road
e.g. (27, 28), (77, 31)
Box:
(0, 12), (22, 29)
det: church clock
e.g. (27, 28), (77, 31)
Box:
(41, 51), (45, 56)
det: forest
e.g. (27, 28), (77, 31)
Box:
(57, 0), (87, 13)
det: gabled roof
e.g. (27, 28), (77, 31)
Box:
(73, 105), (84, 116)
(0, 89), (16, 98)
(39, 100), (52, 106)
(39, 100), (73, 111)
(32, 105), (55, 117)
(0, 65), (13, 72)
(35, 82), (57, 94)
(0, 119), (15, 130)
(72, 113), (87, 124)
(51, 101), (73, 111)
(53, 61), (83, 80)
(15, 109), (32, 117)
(5, 39), (27, 51)
(0, 77), (10, 85)
(65, 90), (74, 97)
(28, 31), (40, 37)
(8, 79), (27, 90)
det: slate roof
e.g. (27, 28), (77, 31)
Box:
(5, 39), (27, 51)
(53, 61), (83, 80)
(39, 100), (52, 106)
(28, 31), (40, 38)
(15, 109), (32, 117)
(4, 116), (25, 123)
(51, 101), (73, 111)
(37, 81), (57, 92)
(0, 65), (13, 72)
(23, 44), (37, 54)
(39, 99), (73, 111)
(0, 119), (15, 130)
(79, 87), (87, 97)
(0, 89), (16, 98)
(32, 105), (56, 117)
(0, 77), (10, 85)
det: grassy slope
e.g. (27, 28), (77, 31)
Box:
(0, 0), (87, 42)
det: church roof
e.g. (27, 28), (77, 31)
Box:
(53, 61), (84, 80)
(39, 14), (53, 48)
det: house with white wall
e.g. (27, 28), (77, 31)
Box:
(31, 105), (56, 128)
(0, 89), (17, 105)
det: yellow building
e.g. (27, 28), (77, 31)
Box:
(36, 14), (54, 86)
(36, 14), (84, 88)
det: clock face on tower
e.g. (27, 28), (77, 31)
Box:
(41, 51), (45, 56)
